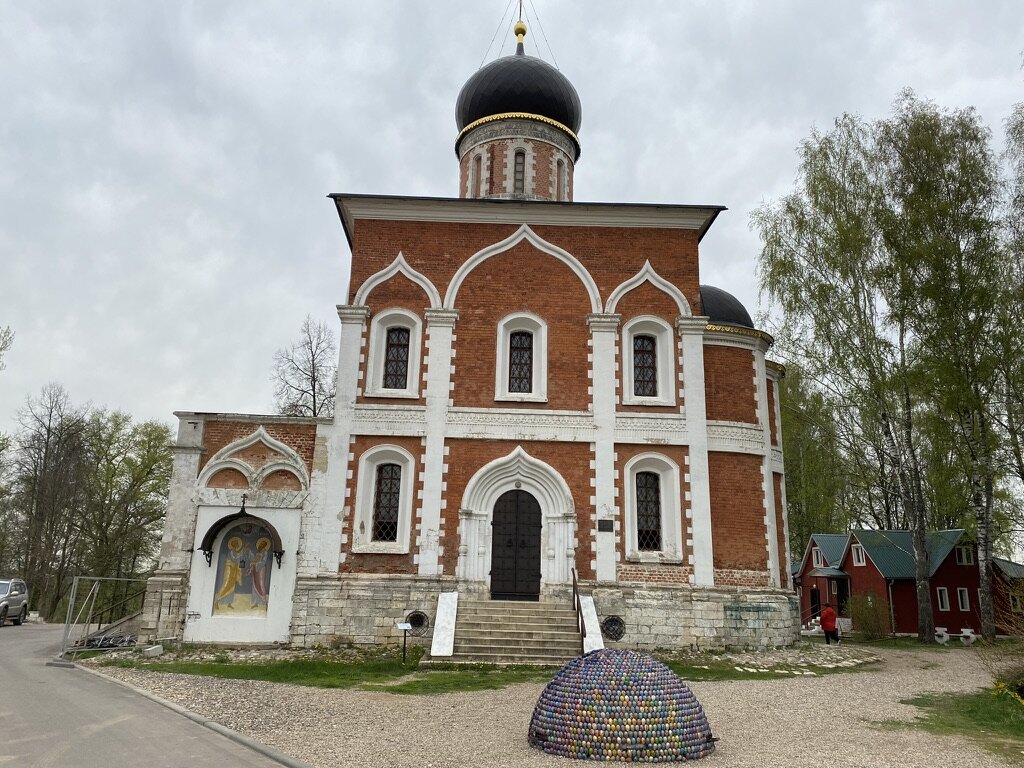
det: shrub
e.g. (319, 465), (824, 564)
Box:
(847, 592), (892, 640)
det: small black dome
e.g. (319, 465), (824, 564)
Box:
(456, 51), (582, 137)
(700, 285), (754, 328)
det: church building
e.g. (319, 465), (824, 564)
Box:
(142, 19), (798, 651)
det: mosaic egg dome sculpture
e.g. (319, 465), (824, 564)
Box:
(528, 649), (716, 762)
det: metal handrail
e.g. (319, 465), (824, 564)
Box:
(571, 567), (586, 655)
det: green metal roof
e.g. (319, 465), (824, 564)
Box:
(994, 557), (1024, 580)
(851, 529), (964, 579)
(811, 534), (850, 567)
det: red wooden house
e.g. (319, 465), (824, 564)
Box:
(796, 529), (1023, 636)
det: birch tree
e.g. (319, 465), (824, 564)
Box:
(272, 315), (337, 417)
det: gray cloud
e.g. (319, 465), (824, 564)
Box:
(1, 1), (1021, 431)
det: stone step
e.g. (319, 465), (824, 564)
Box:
(454, 638), (580, 653)
(452, 622), (581, 638)
(459, 602), (577, 617)
(444, 650), (577, 666)
(456, 617), (579, 630)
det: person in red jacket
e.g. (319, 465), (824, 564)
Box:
(820, 603), (839, 645)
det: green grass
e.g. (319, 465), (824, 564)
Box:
(101, 656), (420, 689)
(888, 689), (1024, 765)
(366, 665), (555, 695)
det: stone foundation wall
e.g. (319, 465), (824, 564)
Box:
(290, 575), (455, 649)
(591, 583), (799, 650)
(139, 573), (188, 642)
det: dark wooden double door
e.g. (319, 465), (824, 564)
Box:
(490, 490), (542, 601)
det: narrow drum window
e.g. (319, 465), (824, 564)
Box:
(556, 160), (565, 201)
(513, 150), (526, 194)
(633, 334), (658, 397)
(473, 155), (482, 197)
(508, 330), (533, 393)
(635, 471), (662, 551)
(383, 327), (410, 389)
(372, 463), (401, 542)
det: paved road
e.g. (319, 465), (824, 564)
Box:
(0, 622), (294, 768)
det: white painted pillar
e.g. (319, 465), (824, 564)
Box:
(754, 347), (781, 588)
(156, 417), (205, 573)
(418, 308), (458, 576)
(588, 313), (621, 583)
(317, 305), (370, 573)
(678, 316), (714, 586)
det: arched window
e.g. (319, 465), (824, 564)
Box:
(633, 334), (658, 397)
(635, 471), (662, 551)
(621, 316), (676, 406)
(623, 454), (683, 562)
(513, 150), (526, 194)
(495, 312), (547, 402)
(473, 155), (483, 198)
(366, 309), (422, 398)
(371, 463), (402, 542)
(353, 445), (415, 553)
(383, 328), (410, 389)
(508, 331), (533, 393)
(556, 160), (565, 201)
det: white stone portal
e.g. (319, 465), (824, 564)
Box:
(456, 446), (577, 589)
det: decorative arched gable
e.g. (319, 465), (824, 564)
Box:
(605, 260), (692, 317)
(197, 426), (310, 492)
(354, 252), (442, 309)
(461, 445), (575, 516)
(444, 224), (601, 313)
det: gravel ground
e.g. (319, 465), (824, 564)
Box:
(94, 644), (1011, 768)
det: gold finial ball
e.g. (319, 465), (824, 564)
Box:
(514, 20), (528, 39)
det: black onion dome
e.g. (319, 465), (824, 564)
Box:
(456, 51), (582, 136)
(700, 285), (754, 328)
(529, 649), (716, 762)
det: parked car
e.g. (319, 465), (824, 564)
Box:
(0, 579), (29, 626)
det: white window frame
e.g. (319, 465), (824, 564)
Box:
(955, 546), (974, 566)
(623, 453), (683, 564)
(957, 587), (970, 612)
(812, 547), (824, 568)
(831, 581), (838, 595)
(495, 312), (547, 402)
(852, 544), (866, 567)
(621, 316), (676, 406)
(365, 308), (422, 399)
(351, 444), (415, 554)
(936, 587), (950, 612)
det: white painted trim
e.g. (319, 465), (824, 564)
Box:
(364, 308), (423, 399)
(354, 252), (442, 309)
(444, 223), (602, 313)
(605, 260), (692, 317)
(580, 595), (605, 653)
(622, 453), (685, 564)
(351, 444), (416, 554)
(495, 311), (548, 402)
(197, 426), (310, 490)
(621, 315), (676, 407)
(336, 196), (722, 232)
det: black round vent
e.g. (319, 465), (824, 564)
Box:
(601, 615), (625, 641)
(406, 610), (429, 637)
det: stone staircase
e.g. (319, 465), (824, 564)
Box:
(443, 598), (582, 665)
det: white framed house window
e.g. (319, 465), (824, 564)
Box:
(831, 581), (838, 595)
(955, 546), (974, 565)
(623, 453), (683, 563)
(351, 445), (415, 554)
(621, 316), (676, 406)
(812, 547), (824, 568)
(957, 587), (970, 612)
(936, 587), (950, 612)
(852, 544), (866, 566)
(365, 308), (422, 398)
(495, 312), (547, 402)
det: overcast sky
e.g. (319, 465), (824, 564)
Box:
(1, 1), (1021, 435)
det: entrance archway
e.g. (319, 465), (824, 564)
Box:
(490, 490), (542, 600)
